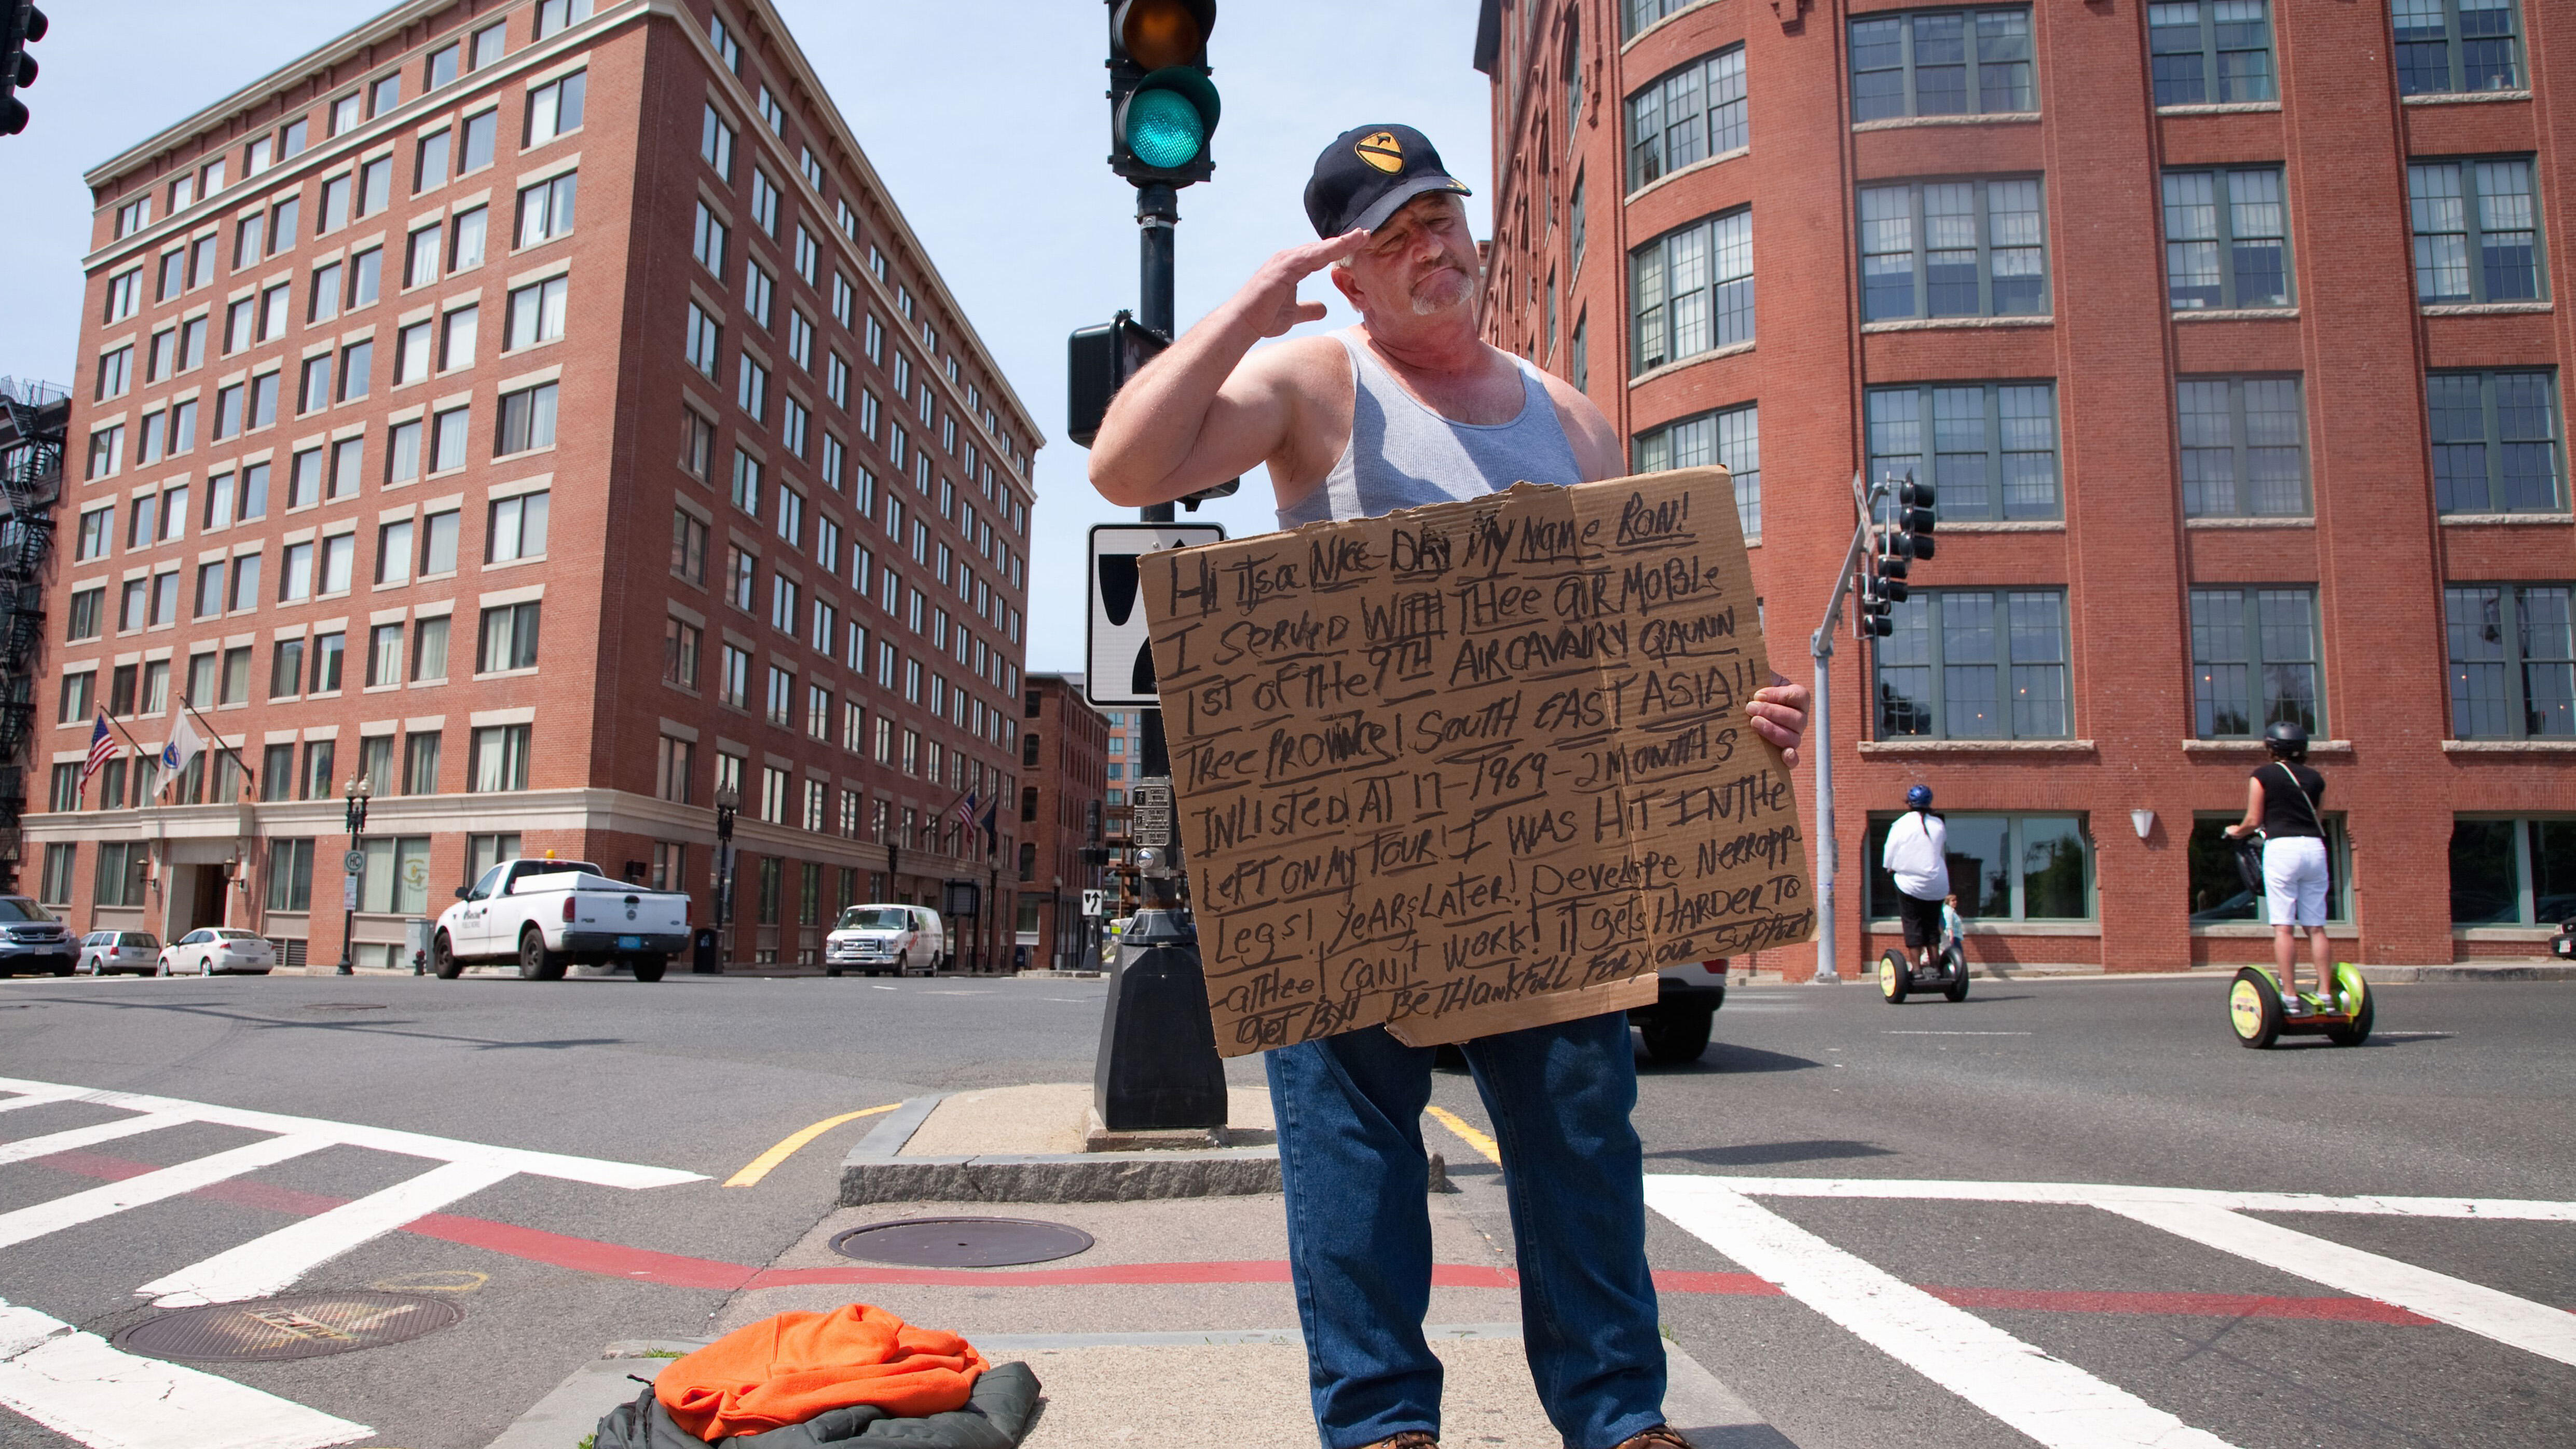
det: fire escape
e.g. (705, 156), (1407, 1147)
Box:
(0, 379), (67, 889)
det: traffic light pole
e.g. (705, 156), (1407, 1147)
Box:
(1806, 479), (1884, 987)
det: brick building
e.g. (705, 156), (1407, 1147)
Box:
(1476, 0), (2574, 975)
(30, 0), (1040, 973)
(1017, 672), (1108, 972)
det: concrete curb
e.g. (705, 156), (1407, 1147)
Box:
(839, 1092), (1283, 1205)
(487, 1331), (1789, 1449)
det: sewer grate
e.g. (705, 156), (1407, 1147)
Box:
(830, 1216), (1095, 1268)
(114, 1292), (462, 1362)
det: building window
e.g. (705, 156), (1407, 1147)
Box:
(686, 302), (723, 378)
(266, 838), (314, 911)
(403, 730), (442, 795)
(2449, 816), (2573, 926)
(516, 172), (577, 247)
(1629, 208), (1752, 372)
(1874, 589), (2070, 739)
(702, 105), (736, 180)
(1626, 46), (1746, 192)
(2162, 167), (2289, 310)
(2394, 0), (2524, 97)
(359, 836), (432, 914)
(1867, 812), (2090, 921)
(470, 724), (531, 791)
(2428, 370), (2562, 514)
(39, 843), (76, 905)
(1849, 7), (2035, 121)
(657, 733), (695, 803)
(672, 511), (709, 584)
(1634, 402), (1760, 543)
(526, 71), (586, 145)
(2189, 813), (2350, 924)
(478, 602), (541, 673)
(2171, 375), (2306, 516)
(694, 202), (729, 277)
(2445, 584), (2574, 739)
(2148, 1), (2276, 105)
(496, 384), (559, 455)
(719, 644), (751, 708)
(2408, 157), (2542, 305)
(506, 276), (568, 349)
(1867, 382), (2060, 521)
(664, 616), (703, 688)
(1859, 178), (2047, 321)
(2189, 587), (2320, 738)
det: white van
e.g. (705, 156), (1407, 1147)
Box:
(824, 904), (946, 977)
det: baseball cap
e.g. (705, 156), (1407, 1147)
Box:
(1305, 124), (1474, 239)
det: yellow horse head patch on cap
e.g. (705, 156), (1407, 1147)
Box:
(1355, 131), (1405, 174)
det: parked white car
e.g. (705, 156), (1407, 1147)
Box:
(824, 905), (945, 977)
(77, 931), (161, 975)
(432, 858), (690, 982)
(157, 928), (277, 976)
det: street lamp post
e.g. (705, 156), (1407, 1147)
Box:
(334, 773), (371, 976)
(712, 781), (739, 970)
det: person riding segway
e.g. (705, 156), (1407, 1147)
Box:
(1878, 786), (1969, 1003)
(2222, 720), (2372, 1047)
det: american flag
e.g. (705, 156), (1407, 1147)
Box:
(949, 789), (978, 827)
(78, 715), (118, 794)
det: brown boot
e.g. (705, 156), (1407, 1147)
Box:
(1611, 1430), (1695, 1449)
(1363, 1434), (1438, 1449)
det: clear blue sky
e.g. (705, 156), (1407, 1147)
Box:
(0, 0), (1495, 676)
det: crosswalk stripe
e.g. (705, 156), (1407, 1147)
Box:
(136, 1159), (520, 1308)
(2100, 1200), (2576, 1369)
(1696, 1174), (2576, 1222)
(0, 1113), (197, 1166)
(0, 1076), (703, 1190)
(0, 1087), (91, 1116)
(0, 1135), (334, 1252)
(0, 1298), (372, 1449)
(1648, 1175), (2240, 1449)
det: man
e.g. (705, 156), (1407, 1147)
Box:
(1089, 125), (1810, 1449)
(1881, 785), (1948, 970)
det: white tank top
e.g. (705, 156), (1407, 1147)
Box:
(1276, 329), (1584, 528)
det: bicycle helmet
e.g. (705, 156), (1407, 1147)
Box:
(2263, 719), (2309, 760)
(1906, 784), (1934, 809)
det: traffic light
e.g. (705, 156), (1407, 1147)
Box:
(1857, 577), (1897, 637)
(1106, 0), (1218, 187)
(0, 3), (48, 138)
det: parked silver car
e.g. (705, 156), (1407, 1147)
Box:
(77, 931), (161, 975)
(156, 928), (278, 976)
(0, 898), (76, 976)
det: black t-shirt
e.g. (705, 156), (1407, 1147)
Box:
(2255, 762), (2325, 838)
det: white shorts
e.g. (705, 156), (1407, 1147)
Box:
(2262, 836), (2330, 927)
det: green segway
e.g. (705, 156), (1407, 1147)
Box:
(2227, 961), (2373, 1048)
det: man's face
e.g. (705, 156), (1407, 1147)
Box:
(1339, 193), (1478, 321)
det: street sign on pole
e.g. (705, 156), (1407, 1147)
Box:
(342, 850), (367, 874)
(1081, 889), (1104, 918)
(1128, 778), (1174, 847)
(1086, 522), (1223, 706)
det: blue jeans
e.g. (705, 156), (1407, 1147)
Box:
(1266, 1011), (1665, 1449)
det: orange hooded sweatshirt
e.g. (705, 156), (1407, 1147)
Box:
(656, 1304), (990, 1440)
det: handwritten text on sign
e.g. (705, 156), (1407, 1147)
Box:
(1142, 470), (1813, 1056)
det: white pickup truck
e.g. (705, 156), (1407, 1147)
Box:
(430, 858), (691, 982)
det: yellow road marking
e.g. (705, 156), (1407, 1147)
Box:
(725, 1104), (901, 1187)
(1424, 1105), (1502, 1166)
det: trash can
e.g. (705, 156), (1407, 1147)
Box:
(403, 919), (432, 975)
(692, 927), (720, 975)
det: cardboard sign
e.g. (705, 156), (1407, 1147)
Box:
(1141, 469), (1813, 1056)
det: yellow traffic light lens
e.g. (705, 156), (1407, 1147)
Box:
(1122, 0), (1204, 70)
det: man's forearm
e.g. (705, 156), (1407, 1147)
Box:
(1088, 289), (1276, 504)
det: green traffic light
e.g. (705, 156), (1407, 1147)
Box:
(1124, 88), (1204, 168)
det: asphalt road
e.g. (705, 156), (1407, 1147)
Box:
(1, 968), (2569, 1449)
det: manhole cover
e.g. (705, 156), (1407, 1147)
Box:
(113, 1292), (462, 1362)
(830, 1216), (1095, 1268)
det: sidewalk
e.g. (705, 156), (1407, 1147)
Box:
(491, 1084), (1788, 1448)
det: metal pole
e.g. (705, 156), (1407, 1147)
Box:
(1808, 474), (1887, 985)
(1811, 632), (1836, 984)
